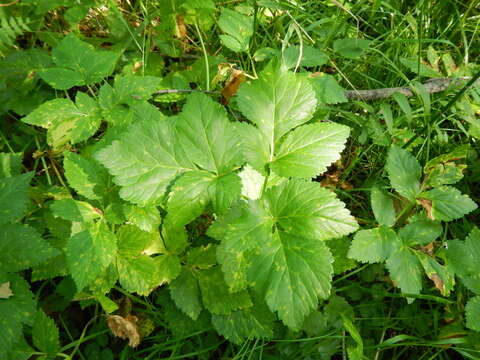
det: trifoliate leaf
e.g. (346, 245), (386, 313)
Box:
(176, 93), (242, 174)
(217, 8), (253, 52)
(271, 122), (350, 178)
(446, 228), (480, 294)
(386, 248), (423, 303)
(0, 172), (33, 225)
(0, 152), (22, 177)
(39, 33), (119, 89)
(211, 299), (274, 344)
(198, 267), (252, 315)
(32, 310), (59, 359)
(0, 274), (36, 355)
(210, 179), (357, 330)
(466, 296), (480, 332)
(237, 68), (317, 152)
(386, 146), (421, 200)
(66, 222), (117, 291)
(50, 199), (102, 223)
(416, 252), (454, 296)
(370, 186), (396, 227)
(309, 74), (348, 104)
(0, 224), (59, 273)
(22, 93), (101, 148)
(123, 205), (161, 233)
(63, 152), (109, 200)
(117, 255), (158, 296)
(419, 187), (477, 222)
(348, 227), (400, 264)
(169, 268), (203, 320)
(398, 218), (442, 246)
(239, 165), (264, 200)
(95, 118), (194, 205)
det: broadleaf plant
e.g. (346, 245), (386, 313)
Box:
(95, 67), (358, 335)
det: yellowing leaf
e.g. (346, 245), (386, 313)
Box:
(0, 282), (13, 299)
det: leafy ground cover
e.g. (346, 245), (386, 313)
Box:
(1, 0), (480, 359)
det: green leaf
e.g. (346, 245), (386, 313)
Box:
(399, 57), (442, 77)
(50, 199), (102, 223)
(186, 245), (217, 270)
(66, 222), (117, 291)
(423, 146), (468, 187)
(386, 248), (423, 303)
(39, 33), (119, 89)
(208, 172), (242, 215)
(117, 225), (156, 257)
(446, 228), (480, 294)
(63, 152), (109, 200)
(217, 8), (253, 52)
(348, 227), (400, 264)
(386, 146), (421, 200)
(22, 93), (101, 148)
(0, 224), (59, 273)
(0, 274), (36, 356)
(0, 152), (23, 177)
(169, 268), (203, 320)
(333, 38), (371, 59)
(271, 122), (350, 178)
(210, 180), (357, 330)
(32, 310), (59, 359)
(283, 45), (329, 69)
(370, 186), (396, 227)
(117, 255), (158, 296)
(398, 218), (442, 246)
(95, 118), (194, 205)
(0, 172), (33, 225)
(237, 68), (317, 157)
(419, 186), (477, 222)
(466, 296), (480, 332)
(176, 93), (242, 174)
(328, 237), (357, 274)
(211, 298), (274, 344)
(234, 122), (270, 174)
(154, 254), (181, 285)
(198, 267), (252, 315)
(309, 75), (348, 104)
(248, 232), (333, 330)
(165, 171), (215, 228)
(123, 205), (161, 233)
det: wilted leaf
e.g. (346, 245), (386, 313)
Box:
(0, 282), (13, 299)
(107, 314), (141, 347)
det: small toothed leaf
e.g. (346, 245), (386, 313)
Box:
(386, 146), (421, 200)
(419, 186), (477, 222)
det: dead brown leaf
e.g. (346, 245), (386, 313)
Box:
(107, 314), (141, 347)
(429, 273), (445, 295)
(222, 68), (246, 104)
(418, 198), (434, 220)
(175, 15), (187, 39)
(0, 282), (13, 299)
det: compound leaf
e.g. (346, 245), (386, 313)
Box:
(271, 122), (350, 178)
(66, 222), (117, 291)
(386, 146), (421, 200)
